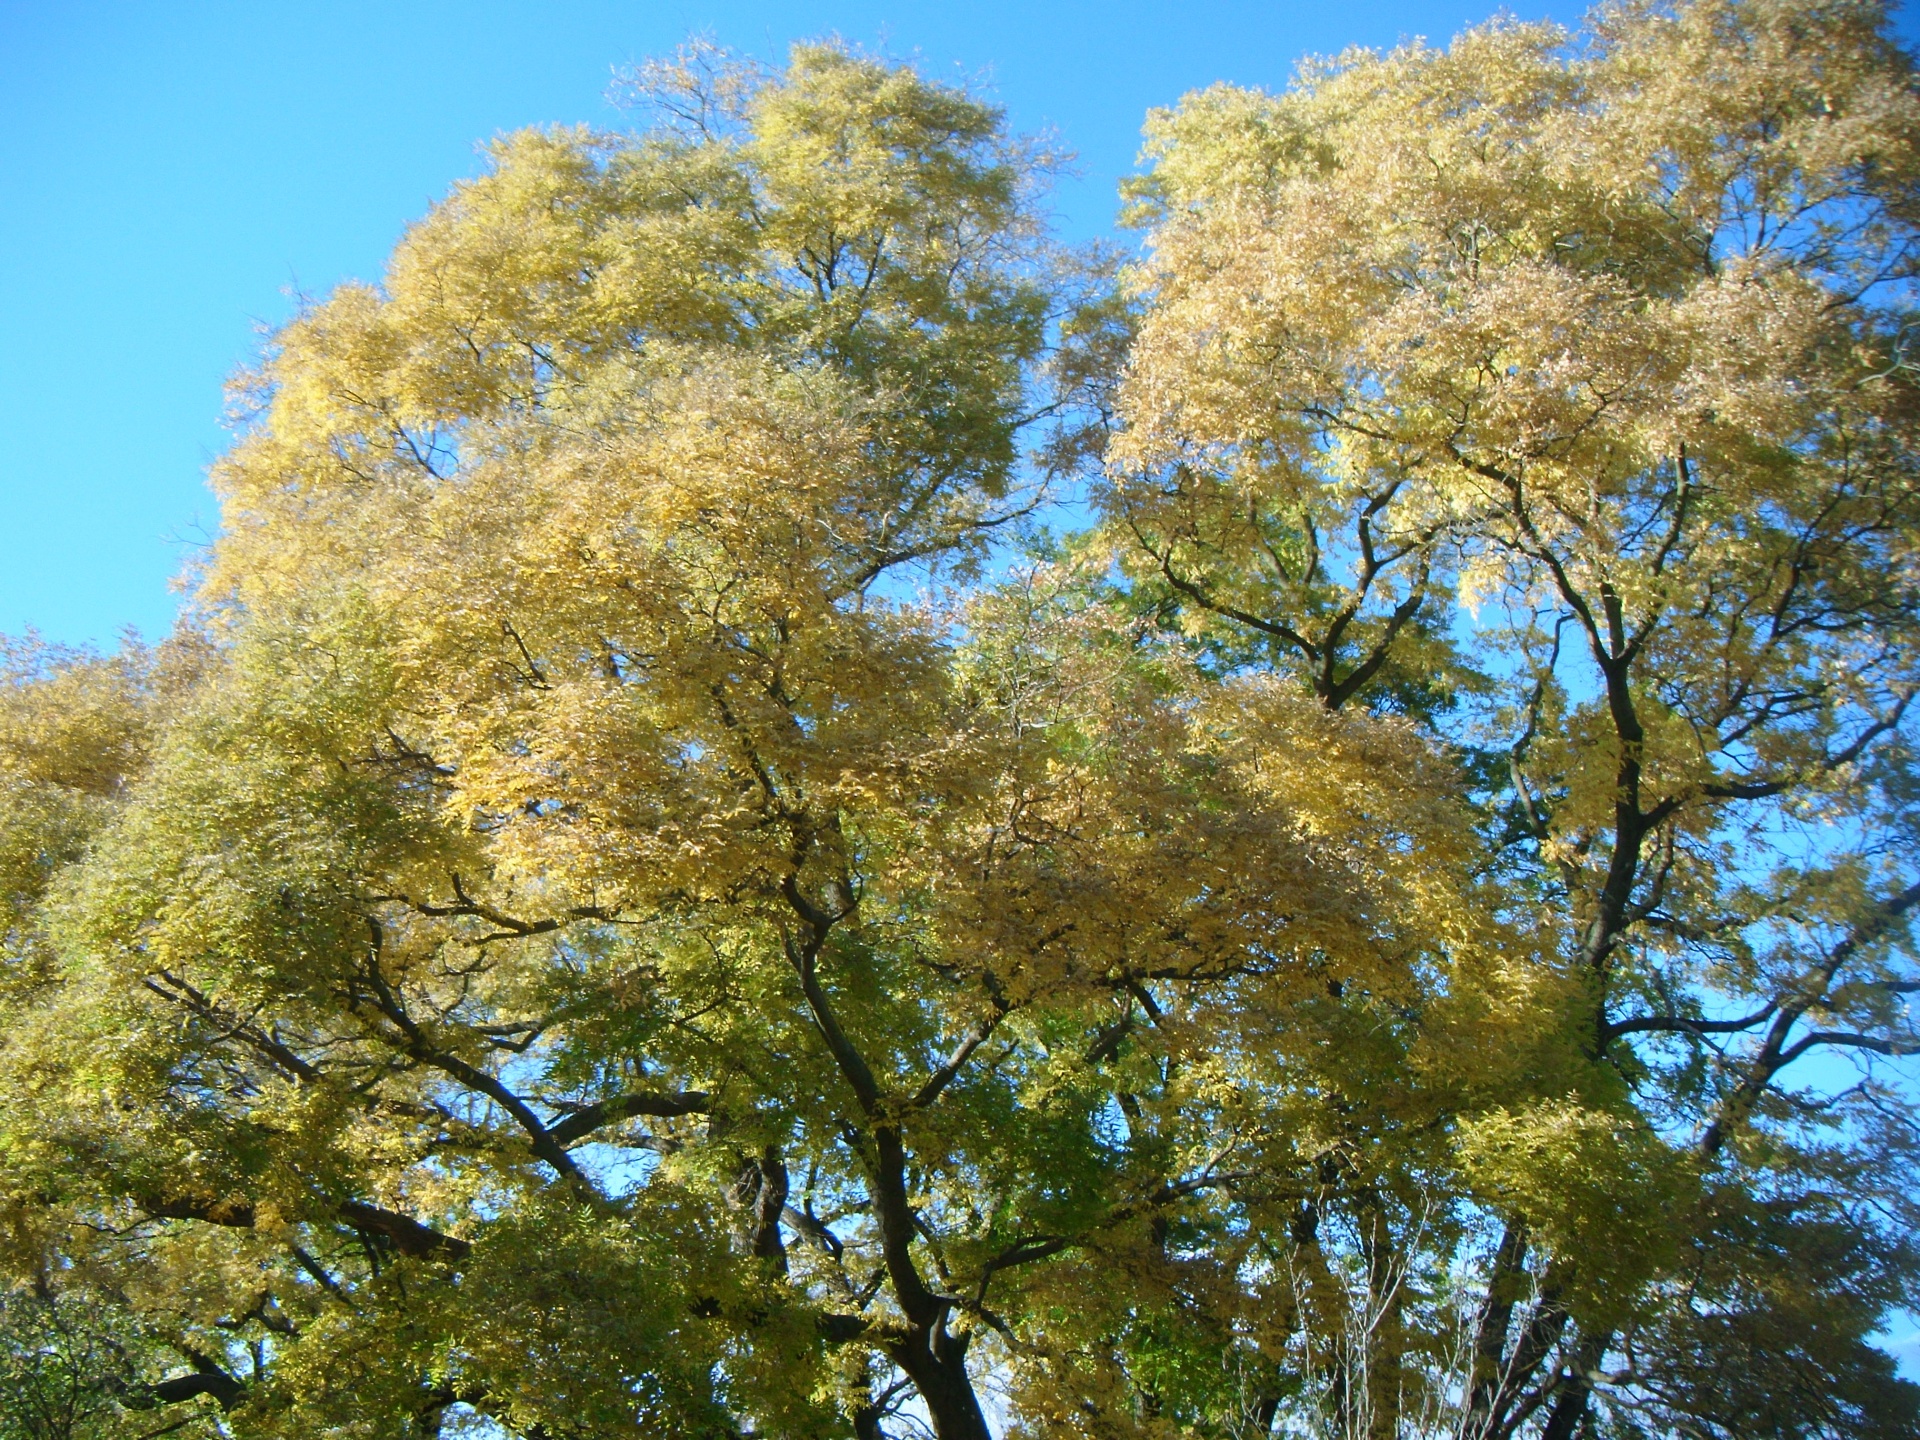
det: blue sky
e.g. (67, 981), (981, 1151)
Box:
(1, 0), (1914, 647)
(0, 0), (1587, 646)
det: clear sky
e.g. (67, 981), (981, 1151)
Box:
(1, 0), (1913, 647)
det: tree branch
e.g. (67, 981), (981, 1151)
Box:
(546, 1090), (711, 1147)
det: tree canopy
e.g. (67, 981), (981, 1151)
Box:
(3, 5), (1920, 1438)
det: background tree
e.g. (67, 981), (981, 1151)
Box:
(1097, 0), (1920, 1435)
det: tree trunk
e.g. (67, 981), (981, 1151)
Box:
(1538, 1329), (1609, 1440)
(1463, 1222), (1529, 1437)
(1361, 1201), (1405, 1440)
(888, 1326), (992, 1440)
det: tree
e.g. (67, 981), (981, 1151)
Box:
(1102, 0), (1920, 1434)
(0, 7), (1917, 1440)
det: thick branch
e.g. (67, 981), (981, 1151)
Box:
(546, 1090), (711, 1147)
(147, 1354), (244, 1411)
(1600, 1000), (1779, 1047)
(143, 1194), (470, 1262)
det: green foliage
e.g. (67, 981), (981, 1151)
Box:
(0, 1285), (220, 1440)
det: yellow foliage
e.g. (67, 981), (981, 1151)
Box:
(3, 8), (1919, 1439)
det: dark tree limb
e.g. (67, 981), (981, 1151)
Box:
(546, 1090), (710, 1147)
